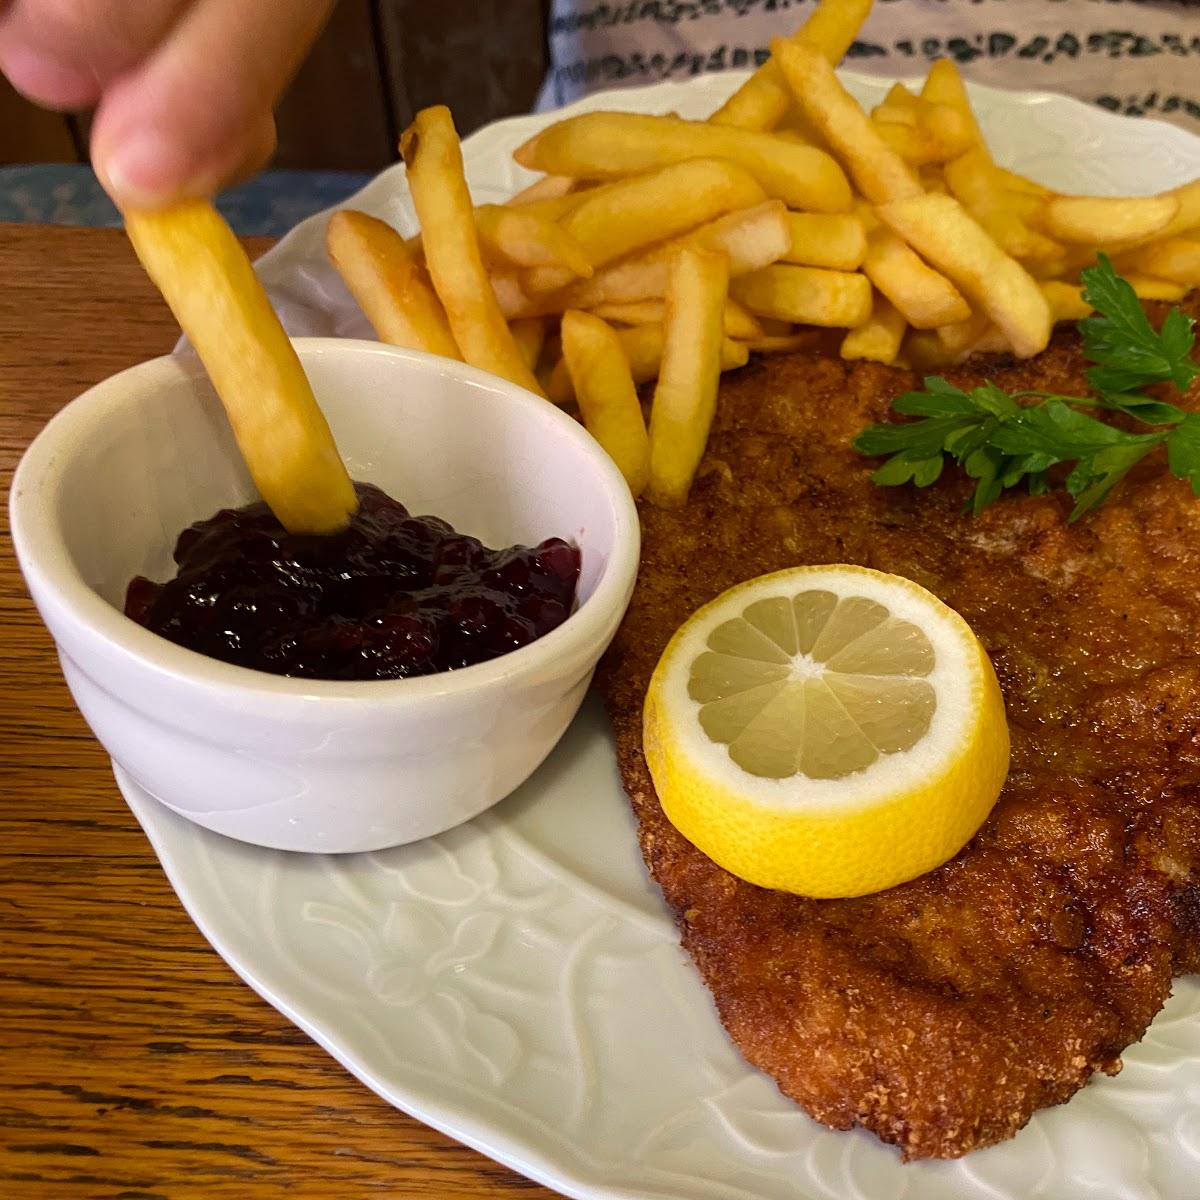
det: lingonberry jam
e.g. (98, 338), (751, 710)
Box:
(124, 483), (581, 681)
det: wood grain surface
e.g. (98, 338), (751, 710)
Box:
(0, 224), (560, 1200)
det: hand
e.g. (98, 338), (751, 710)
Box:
(0, 0), (334, 208)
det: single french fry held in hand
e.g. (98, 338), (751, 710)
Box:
(513, 111), (852, 212)
(523, 158), (767, 293)
(877, 192), (1051, 358)
(1039, 280), (1094, 323)
(861, 229), (971, 328)
(507, 173), (576, 206)
(127, 200), (356, 535)
(772, 38), (921, 204)
(560, 310), (650, 495)
(647, 248), (730, 507)
(730, 263), (873, 327)
(589, 298), (764, 340)
(400, 106), (545, 396)
(510, 317), (548, 368)
(546, 322), (750, 403)
(473, 204), (593, 276)
(840, 295), (907, 363)
(782, 211), (868, 270)
(709, 0), (873, 130)
(1040, 193), (1179, 246)
(326, 210), (460, 358)
(564, 200), (791, 308)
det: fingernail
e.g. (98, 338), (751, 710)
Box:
(97, 131), (198, 210)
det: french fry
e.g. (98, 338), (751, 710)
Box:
(990, 165), (1051, 197)
(944, 148), (1062, 264)
(589, 298), (764, 340)
(873, 103), (974, 166)
(709, 0), (873, 130)
(1124, 274), (1187, 302)
(877, 192), (1051, 358)
(1114, 236), (1200, 286)
(1041, 193), (1179, 245)
(490, 270), (545, 320)
(523, 158), (767, 292)
(756, 317), (795, 336)
(511, 317), (547, 369)
(935, 312), (991, 360)
(326, 210), (460, 359)
(473, 204), (593, 276)
(919, 58), (985, 146)
(901, 328), (958, 372)
(547, 323), (750, 403)
(126, 201), (356, 535)
(1090, 179), (1200, 253)
(782, 211), (867, 270)
(400, 106), (545, 396)
(919, 166), (949, 194)
(1157, 178), (1200, 239)
(564, 200), (791, 308)
(647, 248), (730, 507)
(873, 83), (921, 122)
(772, 38), (921, 204)
(507, 174), (576, 206)
(1040, 280), (1094, 323)
(840, 295), (907, 364)
(560, 310), (650, 495)
(730, 264), (873, 327)
(742, 332), (825, 354)
(861, 229), (971, 328)
(513, 112), (852, 212)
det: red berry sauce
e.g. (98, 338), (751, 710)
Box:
(124, 483), (581, 681)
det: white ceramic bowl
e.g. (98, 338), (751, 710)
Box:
(10, 340), (640, 853)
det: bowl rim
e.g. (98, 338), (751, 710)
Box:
(9, 338), (641, 705)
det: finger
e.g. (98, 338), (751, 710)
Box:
(92, 0), (333, 208)
(0, 0), (189, 109)
(225, 112), (279, 189)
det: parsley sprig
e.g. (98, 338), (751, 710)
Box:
(854, 255), (1200, 521)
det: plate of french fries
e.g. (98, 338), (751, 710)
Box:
(270, 0), (1200, 514)
(142, 2), (1200, 1197)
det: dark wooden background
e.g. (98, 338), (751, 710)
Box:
(0, 0), (551, 171)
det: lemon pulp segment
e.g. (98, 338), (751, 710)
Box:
(643, 565), (1010, 898)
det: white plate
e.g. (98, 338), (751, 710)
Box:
(127, 72), (1200, 1199)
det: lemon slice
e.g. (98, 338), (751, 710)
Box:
(643, 565), (1009, 898)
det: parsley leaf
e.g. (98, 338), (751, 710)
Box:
(1080, 254), (1200, 394)
(1166, 412), (1200, 496)
(854, 260), (1200, 522)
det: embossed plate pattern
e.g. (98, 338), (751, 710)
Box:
(127, 72), (1200, 1199)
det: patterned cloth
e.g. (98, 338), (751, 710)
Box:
(540, 0), (1200, 132)
(0, 165), (373, 236)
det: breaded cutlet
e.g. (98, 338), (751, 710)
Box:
(597, 319), (1200, 1159)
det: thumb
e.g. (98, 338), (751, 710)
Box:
(91, 0), (331, 209)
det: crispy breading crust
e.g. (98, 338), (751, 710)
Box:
(597, 322), (1200, 1160)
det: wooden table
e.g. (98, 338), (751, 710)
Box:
(0, 224), (561, 1199)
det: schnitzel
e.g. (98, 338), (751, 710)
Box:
(596, 322), (1200, 1160)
